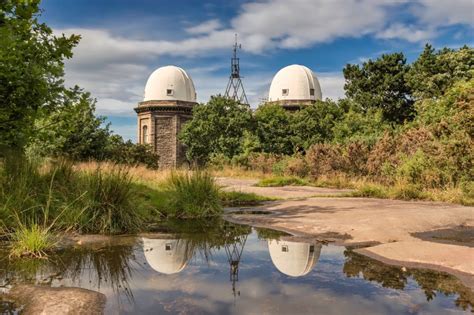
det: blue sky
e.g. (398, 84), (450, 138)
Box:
(40, 0), (473, 141)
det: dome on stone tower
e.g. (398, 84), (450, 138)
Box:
(142, 238), (191, 275)
(143, 65), (197, 102)
(268, 64), (322, 103)
(268, 240), (321, 277)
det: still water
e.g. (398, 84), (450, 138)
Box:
(1, 219), (472, 314)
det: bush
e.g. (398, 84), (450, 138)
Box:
(305, 143), (343, 179)
(284, 155), (309, 177)
(163, 171), (222, 218)
(248, 153), (281, 174)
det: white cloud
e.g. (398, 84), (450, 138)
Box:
(185, 19), (222, 35)
(376, 24), (434, 43)
(413, 0), (474, 27)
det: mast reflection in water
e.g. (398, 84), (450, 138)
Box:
(0, 218), (472, 314)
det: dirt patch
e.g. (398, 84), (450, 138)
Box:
(412, 226), (474, 247)
(7, 285), (105, 314)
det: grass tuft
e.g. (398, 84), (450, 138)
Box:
(256, 176), (308, 187)
(9, 224), (55, 258)
(163, 171), (222, 218)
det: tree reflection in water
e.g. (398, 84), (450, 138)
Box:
(343, 249), (474, 311)
(1, 221), (473, 314)
(0, 238), (139, 304)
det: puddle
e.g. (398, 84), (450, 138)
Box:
(0, 218), (472, 314)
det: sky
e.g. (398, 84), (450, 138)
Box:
(39, 0), (474, 141)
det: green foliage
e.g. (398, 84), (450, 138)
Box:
(332, 103), (390, 145)
(0, 0), (80, 148)
(406, 44), (474, 99)
(254, 104), (293, 155)
(291, 100), (343, 150)
(162, 171), (222, 218)
(27, 87), (111, 160)
(180, 96), (253, 164)
(343, 52), (414, 123)
(104, 135), (159, 169)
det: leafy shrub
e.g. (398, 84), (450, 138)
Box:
(305, 143), (343, 179)
(284, 155), (309, 177)
(248, 153), (281, 174)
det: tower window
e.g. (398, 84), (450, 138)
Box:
(309, 245), (314, 253)
(142, 125), (148, 144)
(310, 88), (315, 96)
(166, 89), (174, 96)
(281, 245), (288, 252)
(165, 243), (172, 251)
(282, 89), (289, 96)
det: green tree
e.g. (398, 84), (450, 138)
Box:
(254, 104), (293, 155)
(406, 44), (474, 99)
(180, 96), (253, 164)
(291, 100), (343, 150)
(332, 99), (390, 145)
(27, 87), (111, 160)
(0, 0), (80, 149)
(343, 52), (413, 123)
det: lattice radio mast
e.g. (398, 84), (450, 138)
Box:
(224, 34), (249, 105)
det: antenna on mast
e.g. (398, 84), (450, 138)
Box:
(224, 34), (249, 105)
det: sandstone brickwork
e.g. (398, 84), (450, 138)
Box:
(135, 100), (195, 168)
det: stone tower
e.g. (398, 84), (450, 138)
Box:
(134, 66), (197, 168)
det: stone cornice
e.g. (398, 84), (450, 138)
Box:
(134, 100), (197, 114)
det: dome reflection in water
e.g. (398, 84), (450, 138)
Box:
(1, 219), (472, 314)
(267, 240), (322, 277)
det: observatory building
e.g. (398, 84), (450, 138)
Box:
(134, 66), (197, 168)
(142, 237), (192, 275)
(268, 64), (322, 110)
(268, 239), (322, 277)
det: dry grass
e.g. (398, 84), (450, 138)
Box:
(74, 161), (175, 188)
(209, 165), (271, 180)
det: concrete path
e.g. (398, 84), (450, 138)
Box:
(222, 179), (474, 285)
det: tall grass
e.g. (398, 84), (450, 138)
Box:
(78, 166), (143, 234)
(163, 171), (222, 218)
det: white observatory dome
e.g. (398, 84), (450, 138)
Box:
(268, 64), (322, 102)
(142, 238), (191, 275)
(268, 240), (321, 277)
(143, 65), (197, 102)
